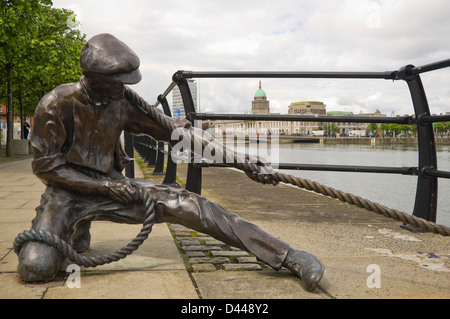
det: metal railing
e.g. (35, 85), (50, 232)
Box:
(130, 58), (450, 225)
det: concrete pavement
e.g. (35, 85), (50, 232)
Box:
(0, 157), (449, 300)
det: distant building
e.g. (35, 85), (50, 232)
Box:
(211, 81), (389, 137)
(172, 79), (198, 119)
(0, 104), (6, 144)
(0, 104), (6, 126)
(0, 104), (33, 142)
(251, 81), (270, 114)
(214, 81), (274, 135)
(213, 82), (325, 135)
(211, 81), (387, 137)
(288, 101), (326, 116)
(326, 109), (386, 136)
(287, 101), (326, 134)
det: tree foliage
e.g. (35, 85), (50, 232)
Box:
(0, 0), (86, 155)
(372, 122), (450, 137)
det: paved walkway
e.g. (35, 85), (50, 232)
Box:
(0, 158), (449, 300)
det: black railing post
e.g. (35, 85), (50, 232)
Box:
(173, 71), (202, 194)
(398, 64), (438, 222)
(134, 136), (146, 164)
(146, 137), (157, 168)
(159, 95), (180, 187)
(153, 141), (165, 175)
(124, 131), (135, 178)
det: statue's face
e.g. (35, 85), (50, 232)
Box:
(85, 75), (125, 100)
(102, 80), (125, 100)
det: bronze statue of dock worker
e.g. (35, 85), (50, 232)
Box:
(17, 33), (324, 291)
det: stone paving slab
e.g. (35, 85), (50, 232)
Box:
(42, 270), (197, 299)
(168, 223), (269, 273)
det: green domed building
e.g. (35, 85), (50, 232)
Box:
(251, 81), (270, 114)
(254, 82), (266, 97)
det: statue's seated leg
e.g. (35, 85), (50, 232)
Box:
(71, 220), (92, 253)
(18, 185), (146, 282)
(18, 188), (76, 282)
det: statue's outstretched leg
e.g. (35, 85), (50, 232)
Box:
(18, 180), (323, 290)
(136, 180), (324, 291)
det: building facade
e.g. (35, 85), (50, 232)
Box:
(287, 101), (326, 135)
(172, 79), (198, 119)
(288, 101), (326, 115)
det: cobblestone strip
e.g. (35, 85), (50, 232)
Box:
(168, 224), (267, 272)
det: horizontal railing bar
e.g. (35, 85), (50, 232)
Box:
(136, 142), (450, 179)
(277, 163), (418, 175)
(177, 58), (450, 81)
(423, 168), (450, 179)
(180, 70), (395, 80)
(190, 113), (414, 124)
(411, 58), (450, 75)
(420, 114), (450, 124)
(194, 161), (419, 176)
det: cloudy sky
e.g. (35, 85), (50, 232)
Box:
(52, 0), (450, 117)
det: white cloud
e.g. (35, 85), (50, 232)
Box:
(53, 0), (450, 116)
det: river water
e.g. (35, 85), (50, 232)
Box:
(260, 142), (450, 227)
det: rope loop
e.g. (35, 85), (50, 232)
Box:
(13, 185), (156, 267)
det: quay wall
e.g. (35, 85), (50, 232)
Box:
(213, 135), (450, 145)
(323, 137), (450, 145)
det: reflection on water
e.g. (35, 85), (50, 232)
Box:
(263, 143), (450, 226)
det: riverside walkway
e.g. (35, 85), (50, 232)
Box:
(0, 157), (449, 300)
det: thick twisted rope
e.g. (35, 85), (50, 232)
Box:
(270, 172), (450, 236)
(124, 86), (450, 237)
(13, 186), (156, 267)
(125, 87), (176, 132)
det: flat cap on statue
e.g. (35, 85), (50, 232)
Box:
(80, 33), (142, 84)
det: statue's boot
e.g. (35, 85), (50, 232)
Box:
(17, 241), (66, 282)
(16, 185), (97, 282)
(282, 248), (324, 292)
(17, 221), (92, 282)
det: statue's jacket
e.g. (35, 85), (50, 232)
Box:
(31, 78), (170, 178)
